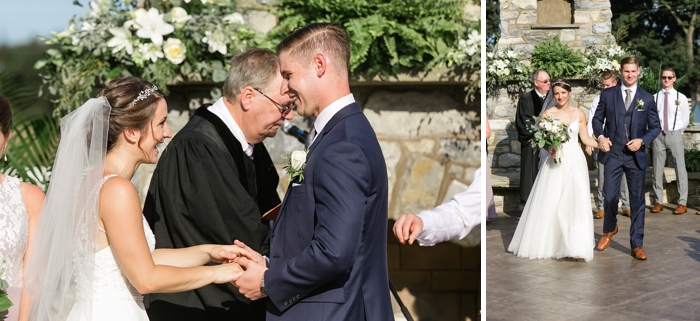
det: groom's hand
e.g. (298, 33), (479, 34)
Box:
(626, 138), (643, 152)
(585, 146), (594, 156)
(598, 136), (611, 152)
(232, 257), (268, 300)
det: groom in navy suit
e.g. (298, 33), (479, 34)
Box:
(593, 57), (660, 260)
(232, 23), (393, 320)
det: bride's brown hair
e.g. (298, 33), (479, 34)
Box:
(97, 76), (165, 152)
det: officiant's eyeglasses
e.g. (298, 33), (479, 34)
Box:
(660, 76), (675, 80)
(254, 88), (296, 113)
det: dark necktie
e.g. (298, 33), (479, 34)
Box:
(663, 91), (669, 134)
(305, 127), (317, 149)
(624, 89), (632, 110)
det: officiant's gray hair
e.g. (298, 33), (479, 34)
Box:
(223, 48), (280, 101)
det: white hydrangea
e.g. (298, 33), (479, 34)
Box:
(202, 29), (229, 54)
(138, 42), (164, 63)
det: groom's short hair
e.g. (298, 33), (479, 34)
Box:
(276, 23), (350, 77)
(620, 56), (639, 68)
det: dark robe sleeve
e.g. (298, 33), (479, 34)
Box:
(515, 90), (537, 143)
(143, 125), (268, 321)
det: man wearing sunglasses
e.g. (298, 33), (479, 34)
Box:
(515, 69), (551, 204)
(143, 48), (295, 321)
(650, 68), (690, 215)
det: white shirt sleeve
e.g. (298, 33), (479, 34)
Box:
(588, 96), (599, 137)
(679, 92), (690, 132)
(415, 168), (482, 246)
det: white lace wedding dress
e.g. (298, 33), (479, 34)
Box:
(65, 175), (155, 321)
(508, 112), (594, 262)
(0, 175), (28, 321)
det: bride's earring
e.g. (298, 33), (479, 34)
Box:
(2, 144), (6, 161)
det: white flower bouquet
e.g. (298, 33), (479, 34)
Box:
(531, 116), (571, 163)
(36, 0), (264, 114)
(486, 44), (532, 92)
(581, 42), (633, 86)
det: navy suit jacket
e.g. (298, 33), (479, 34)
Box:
(592, 84), (660, 169)
(265, 103), (393, 321)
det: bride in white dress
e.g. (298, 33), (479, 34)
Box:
(508, 78), (600, 262)
(24, 77), (259, 321)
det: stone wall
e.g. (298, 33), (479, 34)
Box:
(498, 0), (613, 54)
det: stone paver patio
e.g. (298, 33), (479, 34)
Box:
(486, 204), (700, 321)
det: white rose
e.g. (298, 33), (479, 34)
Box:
(290, 150), (307, 171)
(163, 38), (186, 64)
(170, 7), (192, 29)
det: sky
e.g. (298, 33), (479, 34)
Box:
(0, 0), (89, 45)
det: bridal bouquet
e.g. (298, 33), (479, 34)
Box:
(531, 116), (571, 163)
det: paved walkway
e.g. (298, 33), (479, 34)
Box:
(486, 204), (700, 321)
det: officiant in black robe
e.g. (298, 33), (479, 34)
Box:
(515, 70), (550, 203)
(143, 48), (295, 321)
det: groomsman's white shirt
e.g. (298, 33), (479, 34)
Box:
(587, 95), (606, 137)
(654, 88), (690, 132)
(415, 168), (482, 246)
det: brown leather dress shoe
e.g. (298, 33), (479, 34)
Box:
(597, 225), (618, 251)
(631, 247), (647, 260)
(673, 205), (687, 215)
(621, 209), (631, 217)
(651, 203), (664, 213)
(594, 209), (604, 219)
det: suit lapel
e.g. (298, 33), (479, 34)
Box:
(307, 102), (363, 157)
(275, 103), (363, 230)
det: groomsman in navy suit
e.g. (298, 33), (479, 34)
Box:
(233, 23), (393, 320)
(593, 57), (660, 260)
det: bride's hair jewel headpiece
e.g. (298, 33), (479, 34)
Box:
(130, 85), (158, 106)
(551, 80), (571, 91)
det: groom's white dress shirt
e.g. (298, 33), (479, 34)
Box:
(415, 168), (482, 246)
(308, 93), (356, 146)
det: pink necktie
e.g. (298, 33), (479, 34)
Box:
(663, 91), (669, 134)
(245, 144), (254, 160)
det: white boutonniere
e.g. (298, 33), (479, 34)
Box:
(635, 99), (644, 110)
(675, 99), (681, 106)
(283, 150), (308, 182)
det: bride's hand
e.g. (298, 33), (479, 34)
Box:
(210, 244), (259, 264)
(212, 262), (244, 284)
(549, 147), (557, 159)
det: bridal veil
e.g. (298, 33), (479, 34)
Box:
(25, 98), (111, 321)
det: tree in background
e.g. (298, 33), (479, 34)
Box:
(612, 0), (700, 102)
(486, 0), (500, 44)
